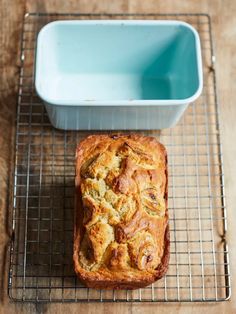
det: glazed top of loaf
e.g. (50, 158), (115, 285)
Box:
(75, 134), (168, 280)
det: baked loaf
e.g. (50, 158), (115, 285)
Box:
(74, 134), (169, 289)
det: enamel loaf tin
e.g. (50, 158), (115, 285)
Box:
(35, 20), (203, 130)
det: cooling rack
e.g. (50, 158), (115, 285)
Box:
(8, 13), (231, 302)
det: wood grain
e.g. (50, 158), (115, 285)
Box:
(0, 0), (235, 313)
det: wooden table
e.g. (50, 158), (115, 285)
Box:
(0, 0), (235, 313)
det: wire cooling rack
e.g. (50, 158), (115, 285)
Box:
(8, 13), (231, 302)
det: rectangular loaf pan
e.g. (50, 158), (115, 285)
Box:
(35, 20), (203, 130)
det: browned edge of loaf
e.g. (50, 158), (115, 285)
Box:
(73, 133), (170, 290)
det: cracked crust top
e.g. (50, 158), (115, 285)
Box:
(74, 134), (169, 289)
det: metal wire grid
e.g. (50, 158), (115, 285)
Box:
(8, 13), (230, 302)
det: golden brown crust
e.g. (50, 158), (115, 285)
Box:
(74, 134), (169, 289)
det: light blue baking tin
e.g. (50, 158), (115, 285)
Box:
(35, 20), (203, 130)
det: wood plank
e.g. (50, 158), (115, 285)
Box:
(0, 0), (235, 313)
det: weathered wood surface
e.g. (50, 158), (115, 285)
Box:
(0, 0), (235, 313)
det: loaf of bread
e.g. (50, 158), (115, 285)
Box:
(74, 134), (169, 289)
